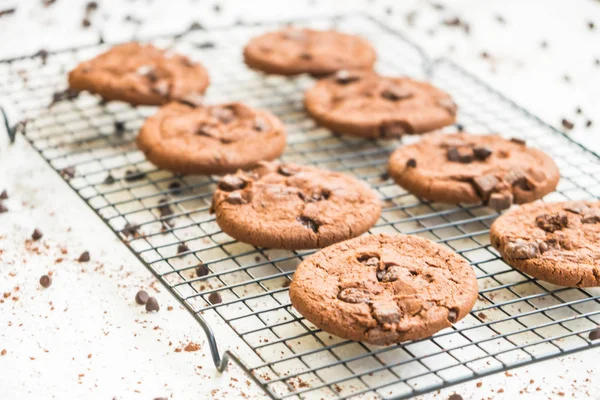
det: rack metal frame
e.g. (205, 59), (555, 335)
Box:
(2, 14), (600, 400)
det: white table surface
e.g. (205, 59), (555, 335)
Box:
(1, 1), (599, 399)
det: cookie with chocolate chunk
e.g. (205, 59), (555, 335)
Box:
(137, 102), (286, 174)
(490, 200), (600, 287)
(289, 233), (479, 345)
(69, 43), (209, 106)
(211, 162), (381, 249)
(388, 133), (559, 210)
(244, 28), (376, 76)
(304, 70), (457, 138)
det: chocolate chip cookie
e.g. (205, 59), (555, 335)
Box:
(137, 102), (286, 174)
(388, 133), (560, 210)
(243, 28), (376, 76)
(304, 70), (456, 138)
(490, 200), (600, 287)
(211, 162), (381, 249)
(289, 233), (479, 345)
(69, 43), (209, 106)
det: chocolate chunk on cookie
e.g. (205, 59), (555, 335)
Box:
(69, 43), (209, 106)
(304, 70), (456, 138)
(243, 28), (376, 76)
(388, 133), (559, 210)
(491, 200), (600, 287)
(289, 233), (479, 345)
(137, 102), (286, 175)
(211, 162), (381, 250)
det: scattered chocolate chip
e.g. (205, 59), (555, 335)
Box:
(194, 41), (215, 49)
(177, 243), (189, 254)
(448, 394), (464, 400)
(588, 329), (600, 341)
(218, 175), (245, 191)
(124, 169), (146, 182)
(0, 190), (7, 200)
(208, 292), (222, 304)
(586, 120), (593, 128)
(338, 287), (371, 303)
(0, 8), (16, 18)
(32, 229), (43, 241)
(0, 203), (7, 214)
(145, 297), (160, 312)
(381, 86), (413, 101)
(488, 192), (513, 211)
(406, 158), (417, 168)
(506, 239), (539, 260)
(473, 146), (492, 160)
(103, 174), (115, 185)
(40, 275), (52, 288)
(195, 263), (209, 277)
(588, 21), (595, 30)
(60, 166), (76, 180)
(78, 251), (90, 262)
(122, 223), (140, 237)
(472, 175), (499, 201)
(561, 119), (574, 130)
(114, 121), (125, 135)
(254, 117), (268, 132)
(157, 198), (174, 218)
(168, 182), (182, 195)
(438, 98), (457, 116)
(510, 137), (526, 145)
(443, 17), (461, 26)
(297, 216), (319, 233)
(535, 212), (568, 232)
(86, 1), (98, 11)
(135, 290), (149, 305)
(82, 18), (91, 28)
(448, 308), (459, 323)
(334, 70), (361, 84)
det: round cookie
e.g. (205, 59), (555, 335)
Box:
(211, 162), (381, 250)
(137, 102), (286, 175)
(243, 28), (376, 76)
(388, 132), (560, 210)
(304, 70), (456, 138)
(490, 200), (600, 287)
(69, 43), (209, 106)
(289, 233), (479, 345)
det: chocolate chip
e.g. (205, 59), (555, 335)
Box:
(82, 18), (91, 28)
(60, 166), (76, 180)
(78, 251), (90, 262)
(0, 190), (7, 200)
(168, 182), (182, 195)
(334, 70), (361, 84)
(195, 263), (209, 277)
(510, 137), (526, 145)
(371, 301), (402, 325)
(458, 152), (474, 164)
(208, 292), (222, 304)
(438, 98), (457, 116)
(586, 120), (593, 128)
(358, 255), (380, 267)
(536, 212), (568, 232)
(145, 297), (160, 312)
(473, 146), (492, 160)
(212, 107), (235, 123)
(0, 203), (7, 214)
(297, 216), (319, 233)
(588, 329), (600, 341)
(225, 192), (247, 205)
(218, 175), (245, 191)
(488, 192), (513, 210)
(86, 1), (98, 11)
(135, 290), (149, 305)
(277, 165), (297, 176)
(561, 118), (574, 130)
(254, 117), (268, 132)
(506, 240), (539, 260)
(338, 287), (371, 304)
(114, 121), (125, 135)
(380, 121), (410, 138)
(32, 229), (43, 241)
(381, 86), (413, 101)
(177, 243), (189, 254)
(472, 174), (499, 200)
(504, 169), (531, 191)
(406, 158), (417, 168)
(376, 266), (399, 282)
(123, 223), (140, 237)
(448, 308), (459, 323)
(448, 394), (464, 400)
(40, 275), (52, 288)
(103, 174), (116, 185)
(447, 148), (460, 162)
(299, 52), (312, 60)
(125, 169), (146, 182)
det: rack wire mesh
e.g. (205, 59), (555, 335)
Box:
(2, 14), (600, 400)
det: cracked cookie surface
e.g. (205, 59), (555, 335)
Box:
(491, 200), (600, 287)
(211, 162), (381, 249)
(243, 28), (376, 76)
(304, 70), (456, 138)
(289, 233), (479, 345)
(388, 132), (559, 210)
(69, 43), (209, 106)
(137, 102), (286, 174)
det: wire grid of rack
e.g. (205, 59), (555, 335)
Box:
(2, 14), (600, 400)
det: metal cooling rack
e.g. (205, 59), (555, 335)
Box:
(2, 14), (600, 400)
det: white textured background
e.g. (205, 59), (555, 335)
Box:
(1, 0), (599, 399)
